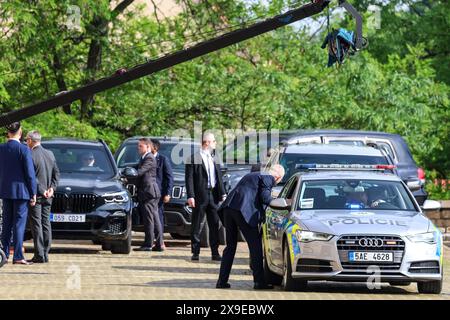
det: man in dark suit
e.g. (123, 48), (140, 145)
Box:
(26, 130), (60, 263)
(216, 165), (285, 289)
(186, 132), (226, 261)
(150, 139), (174, 250)
(134, 138), (163, 252)
(0, 122), (37, 265)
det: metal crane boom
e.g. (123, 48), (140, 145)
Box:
(0, 0), (360, 126)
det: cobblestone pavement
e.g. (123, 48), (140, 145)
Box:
(0, 233), (449, 300)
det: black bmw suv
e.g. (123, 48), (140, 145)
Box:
(36, 138), (134, 254)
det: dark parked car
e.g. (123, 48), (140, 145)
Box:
(284, 130), (427, 204)
(26, 138), (134, 254)
(115, 137), (225, 246)
(222, 129), (427, 205)
(264, 143), (397, 197)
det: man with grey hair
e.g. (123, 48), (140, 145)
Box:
(216, 164), (285, 289)
(26, 130), (60, 263)
(186, 132), (226, 261)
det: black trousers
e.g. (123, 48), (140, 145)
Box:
(218, 207), (264, 284)
(191, 190), (220, 255)
(139, 198), (163, 248)
(29, 197), (53, 260)
(155, 200), (164, 234)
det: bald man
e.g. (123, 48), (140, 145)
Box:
(185, 133), (226, 261)
(216, 165), (285, 290)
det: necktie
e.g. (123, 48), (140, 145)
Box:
(208, 153), (215, 188)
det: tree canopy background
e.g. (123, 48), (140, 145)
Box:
(0, 0), (448, 180)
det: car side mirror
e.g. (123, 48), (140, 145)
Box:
(406, 180), (421, 192)
(269, 198), (290, 210)
(421, 200), (441, 211)
(122, 167), (138, 178)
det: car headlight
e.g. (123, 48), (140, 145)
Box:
(295, 230), (333, 242)
(407, 232), (437, 244)
(102, 191), (129, 203)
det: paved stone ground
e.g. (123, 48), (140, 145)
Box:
(0, 233), (449, 300)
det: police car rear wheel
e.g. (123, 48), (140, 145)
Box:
(282, 244), (307, 291)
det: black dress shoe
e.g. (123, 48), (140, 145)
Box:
(216, 282), (231, 289)
(191, 254), (199, 261)
(211, 254), (222, 261)
(253, 283), (274, 290)
(133, 247), (152, 252)
(152, 246), (165, 252)
(30, 257), (45, 263)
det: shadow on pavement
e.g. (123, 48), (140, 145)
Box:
(147, 254), (251, 266)
(105, 279), (419, 295)
(303, 281), (413, 294)
(47, 247), (101, 255)
(112, 265), (252, 276)
(106, 279), (254, 290)
(131, 240), (190, 248)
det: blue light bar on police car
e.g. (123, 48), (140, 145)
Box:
(294, 164), (396, 170)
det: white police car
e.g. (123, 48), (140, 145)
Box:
(263, 164), (443, 293)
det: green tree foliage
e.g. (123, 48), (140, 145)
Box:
(0, 0), (448, 178)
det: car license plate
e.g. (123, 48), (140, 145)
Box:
(348, 252), (393, 262)
(50, 214), (86, 223)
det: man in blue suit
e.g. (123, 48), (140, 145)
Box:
(0, 122), (37, 265)
(216, 164), (285, 289)
(150, 139), (174, 250)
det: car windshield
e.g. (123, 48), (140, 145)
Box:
(116, 141), (199, 171)
(296, 179), (416, 211)
(280, 153), (388, 184)
(44, 144), (115, 178)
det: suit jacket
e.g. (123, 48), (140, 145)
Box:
(219, 172), (275, 228)
(137, 152), (161, 202)
(185, 151), (225, 205)
(155, 153), (174, 198)
(0, 140), (37, 200)
(31, 145), (60, 197)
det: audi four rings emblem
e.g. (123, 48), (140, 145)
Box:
(358, 238), (384, 247)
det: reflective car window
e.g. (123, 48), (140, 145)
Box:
(45, 144), (115, 177)
(279, 154), (389, 184)
(297, 179), (416, 211)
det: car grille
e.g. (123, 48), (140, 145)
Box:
(51, 193), (98, 213)
(408, 261), (440, 274)
(107, 219), (127, 234)
(296, 259), (333, 273)
(337, 235), (405, 271)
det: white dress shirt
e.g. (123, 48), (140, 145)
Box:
(200, 149), (216, 188)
